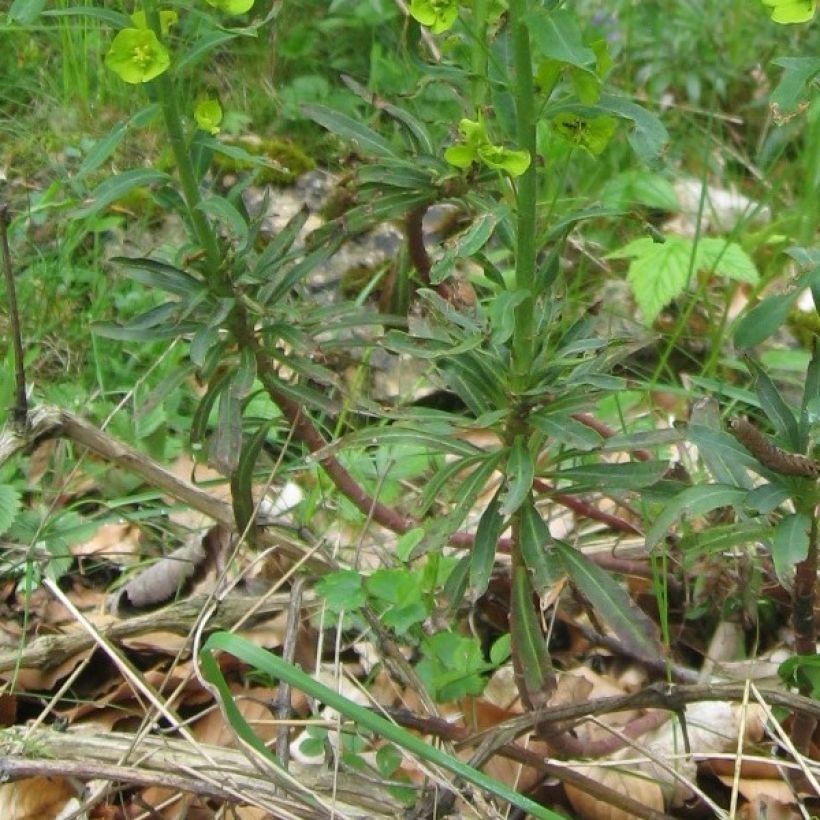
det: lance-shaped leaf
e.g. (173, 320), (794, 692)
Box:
(470, 490), (504, 596)
(800, 341), (820, 447)
(302, 104), (398, 159)
(519, 499), (562, 593)
(72, 168), (170, 220)
(687, 424), (757, 489)
(645, 484), (749, 551)
(772, 512), (811, 582)
(510, 565), (556, 709)
(549, 460), (668, 493)
(554, 541), (661, 664)
(744, 356), (800, 450)
(500, 436), (535, 516)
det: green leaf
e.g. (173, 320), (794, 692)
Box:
(595, 94), (669, 164)
(316, 570), (366, 613)
(687, 424), (757, 488)
(230, 421), (272, 535)
(0, 485), (22, 535)
(779, 653), (820, 698)
(772, 512), (810, 581)
(198, 195), (249, 242)
(770, 58), (820, 121)
(366, 569), (429, 635)
(530, 412), (605, 452)
(71, 169), (170, 220)
(8, 0), (47, 23)
(510, 566), (555, 707)
(519, 499), (562, 593)
(608, 236), (759, 324)
(471, 491), (504, 596)
(550, 460), (668, 492)
(554, 541), (661, 664)
(734, 292), (797, 349)
(42, 6), (130, 27)
(416, 631), (488, 702)
(526, 8), (596, 67)
(744, 356), (800, 450)
(600, 170), (679, 212)
(76, 105), (159, 180)
(211, 388), (242, 474)
(645, 484), (749, 551)
(302, 104), (398, 159)
(500, 436), (534, 516)
(110, 256), (205, 297)
(800, 343), (820, 447)
(396, 527), (426, 563)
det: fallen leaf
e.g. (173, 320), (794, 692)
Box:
(565, 765), (665, 820)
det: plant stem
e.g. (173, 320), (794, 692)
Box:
(469, 0), (490, 109)
(142, 0), (222, 283)
(507, 0), (538, 389)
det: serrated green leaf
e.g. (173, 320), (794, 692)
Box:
(0, 485), (22, 534)
(315, 569), (365, 613)
(645, 484), (749, 550)
(554, 541), (661, 664)
(772, 512), (810, 581)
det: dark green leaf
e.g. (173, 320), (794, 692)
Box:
(519, 499), (562, 593)
(555, 541), (661, 664)
(42, 6), (130, 26)
(734, 292), (796, 349)
(645, 484), (749, 550)
(744, 356), (800, 450)
(770, 58), (820, 120)
(772, 512), (810, 581)
(525, 8), (595, 67)
(470, 490), (504, 595)
(231, 421), (273, 534)
(212, 389), (242, 474)
(302, 104), (398, 159)
(110, 256), (205, 297)
(500, 436), (534, 516)
(71, 169), (171, 220)
(510, 566), (555, 708)
(550, 460), (668, 492)
(198, 195), (249, 241)
(315, 569), (366, 613)
(8, 0), (47, 23)
(800, 342), (820, 448)
(687, 425), (757, 489)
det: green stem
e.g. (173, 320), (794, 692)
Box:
(507, 0), (538, 389)
(142, 0), (222, 283)
(469, 0), (490, 109)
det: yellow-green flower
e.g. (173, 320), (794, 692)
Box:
(195, 98), (222, 134)
(205, 0), (255, 15)
(552, 113), (616, 156)
(409, 0), (459, 34)
(105, 28), (170, 84)
(761, 0), (816, 23)
(444, 117), (530, 177)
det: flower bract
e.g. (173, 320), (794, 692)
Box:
(205, 0), (256, 15)
(761, 0), (816, 23)
(195, 99), (223, 134)
(409, 0), (459, 34)
(105, 28), (170, 84)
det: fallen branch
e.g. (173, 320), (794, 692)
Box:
(0, 725), (400, 818)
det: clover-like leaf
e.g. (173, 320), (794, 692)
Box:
(105, 28), (170, 84)
(195, 98), (222, 134)
(205, 0), (255, 14)
(552, 113), (617, 156)
(762, 0), (816, 24)
(409, 0), (459, 33)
